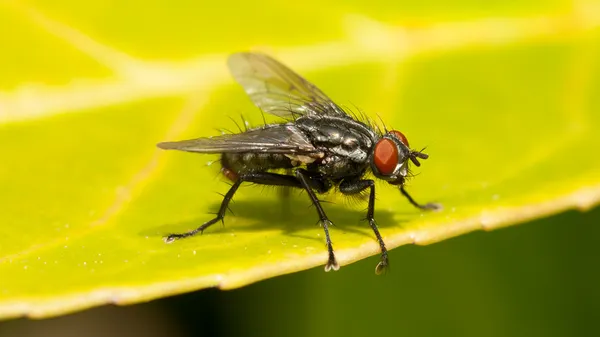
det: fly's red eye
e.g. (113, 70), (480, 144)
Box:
(373, 138), (398, 175)
(390, 130), (409, 147)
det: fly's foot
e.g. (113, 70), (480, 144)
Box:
(163, 229), (202, 243)
(164, 234), (183, 243)
(319, 219), (339, 272)
(375, 253), (390, 275)
(164, 216), (223, 243)
(421, 202), (443, 211)
(324, 255), (340, 272)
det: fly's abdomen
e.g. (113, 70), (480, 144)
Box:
(220, 152), (295, 181)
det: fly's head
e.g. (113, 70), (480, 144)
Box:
(370, 130), (429, 185)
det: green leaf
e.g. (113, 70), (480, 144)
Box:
(1, 0), (599, 319)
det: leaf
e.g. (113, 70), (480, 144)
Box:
(1, 0), (600, 319)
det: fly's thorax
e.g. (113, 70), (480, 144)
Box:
(295, 115), (377, 164)
(307, 155), (368, 180)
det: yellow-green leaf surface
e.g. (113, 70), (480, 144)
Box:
(1, 0), (600, 319)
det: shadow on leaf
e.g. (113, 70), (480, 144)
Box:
(140, 196), (424, 244)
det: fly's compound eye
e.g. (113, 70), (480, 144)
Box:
(389, 130), (409, 147)
(373, 138), (398, 175)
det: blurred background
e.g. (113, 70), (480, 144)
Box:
(1, 0), (599, 336)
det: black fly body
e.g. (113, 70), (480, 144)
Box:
(158, 52), (441, 274)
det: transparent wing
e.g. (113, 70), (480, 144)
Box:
(157, 124), (319, 155)
(227, 52), (347, 119)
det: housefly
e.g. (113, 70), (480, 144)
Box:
(158, 52), (440, 274)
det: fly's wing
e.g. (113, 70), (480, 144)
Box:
(157, 124), (319, 155)
(227, 52), (348, 119)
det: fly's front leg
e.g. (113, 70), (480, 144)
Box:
(339, 178), (389, 275)
(295, 168), (339, 272)
(400, 186), (442, 211)
(164, 172), (302, 243)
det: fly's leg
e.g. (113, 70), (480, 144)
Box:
(164, 179), (243, 243)
(164, 172), (302, 243)
(295, 169), (339, 272)
(165, 169), (338, 272)
(339, 179), (389, 275)
(400, 186), (442, 211)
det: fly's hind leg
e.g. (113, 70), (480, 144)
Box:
(164, 179), (243, 243)
(339, 178), (389, 275)
(164, 172), (303, 243)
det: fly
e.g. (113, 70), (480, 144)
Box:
(158, 52), (441, 274)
